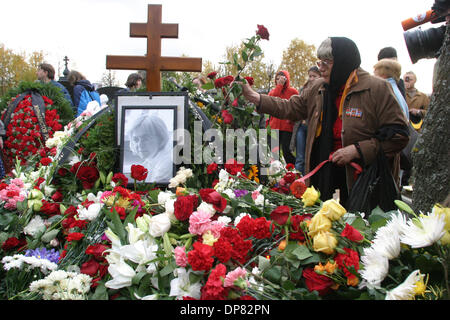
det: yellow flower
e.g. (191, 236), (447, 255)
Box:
(324, 261), (338, 274)
(116, 197), (130, 208)
(248, 165), (259, 183)
(312, 231), (337, 255)
(278, 239), (287, 251)
(414, 273), (429, 297)
(440, 230), (450, 245)
(202, 230), (218, 246)
(433, 204), (450, 230)
(320, 199), (347, 221)
(347, 276), (359, 287)
(308, 212), (332, 237)
(314, 262), (326, 273)
(301, 186), (320, 207)
(197, 101), (204, 108)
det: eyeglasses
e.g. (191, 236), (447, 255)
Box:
(316, 60), (333, 68)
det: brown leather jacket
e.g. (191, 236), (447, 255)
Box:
(258, 68), (409, 190)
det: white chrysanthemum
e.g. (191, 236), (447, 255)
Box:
(234, 212), (251, 226)
(169, 268), (202, 300)
(359, 247), (390, 290)
(372, 226), (401, 260)
(386, 211), (408, 236)
(23, 216), (46, 237)
(268, 160), (283, 175)
(254, 194), (265, 206)
(385, 270), (423, 300)
(217, 216), (232, 226)
(400, 211), (446, 248)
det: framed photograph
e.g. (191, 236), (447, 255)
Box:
(115, 92), (188, 186)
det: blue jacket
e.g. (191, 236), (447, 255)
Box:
(50, 80), (74, 106)
(73, 80), (101, 116)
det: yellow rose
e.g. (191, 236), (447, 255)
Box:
(312, 231), (337, 255)
(301, 186), (320, 207)
(308, 212), (332, 237)
(320, 199), (347, 221)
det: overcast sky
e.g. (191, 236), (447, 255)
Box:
(0, 0), (441, 93)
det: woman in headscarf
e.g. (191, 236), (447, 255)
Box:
(240, 37), (409, 205)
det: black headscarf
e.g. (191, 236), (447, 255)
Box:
(310, 37), (361, 200)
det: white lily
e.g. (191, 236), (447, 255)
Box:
(118, 239), (158, 269)
(126, 223), (145, 244)
(105, 258), (136, 290)
(169, 268), (202, 300)
(78, 202), (104, 221)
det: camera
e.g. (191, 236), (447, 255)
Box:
(402, 0), (449, 64)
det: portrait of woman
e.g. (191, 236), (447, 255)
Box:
(122, 108), (174, 184)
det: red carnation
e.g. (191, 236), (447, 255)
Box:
(335, 248), (360, 280)
(40, 200), (60, 217)
(253, 217), (271, 239)
(2, 237), (24, 251)
(200, 263), (228, 300)
(131, 164), (148, 181)
(236, 215), (255, 239)
(341, 223), (364, 242)
(207, 163), (218, 175)
(111, 206), (126, 220)
(256, 24), (270, 40)
(270, 205), (292, 225)
(207, 72), (218, 79)
(213, 238), (233, 263)
(224, 158), (244, 176)
(290, 179), (307, 199)
(187, 241), (215, 272)
(303, 268), (334, 296)
(112, 173), (129, 187)
(67, 232), (85, 242)
(85, 243), (109, 260)
(173, 195), (199, 221)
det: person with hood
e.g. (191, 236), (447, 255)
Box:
(68, 70), (101, 116)
(267, 70), (298, 166)
(240, 37), (409, 205)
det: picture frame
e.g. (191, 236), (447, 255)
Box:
(115, 92), (188, 186)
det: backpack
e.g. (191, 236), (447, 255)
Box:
(77, 89), (101, 116)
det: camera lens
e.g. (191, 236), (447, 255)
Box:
(404, 25), (446, 63)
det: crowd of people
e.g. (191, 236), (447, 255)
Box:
(241, 36), (434, 208)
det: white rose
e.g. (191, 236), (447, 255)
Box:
(148, 213), (171, 237)
(78, 203), (104, 221)
(158, 191), (174, 205)
(197, 202), (216, 217)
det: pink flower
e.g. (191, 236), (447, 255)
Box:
(174, 246), (188, 267)
(251, 190), (260, 200)
(188, 210), (212, 235)
(208, 220), (226, 238)
(11, 178), (24, 188)
(224, 267), (248, 288)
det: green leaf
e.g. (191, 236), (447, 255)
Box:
(160, 261), (176, 277)
(242, 50), (248, 62)
(201, 82), (215, 90)
(291, 245), (313, 261)
(264, 266), (282, 284)
(41, 229), (60, 243)
(350, 217), (366, 230)
(90, 283), (109, 300)
(124, 206), (139, 226)
(107, 208), (127, 243)
(132, 271), (148, 286)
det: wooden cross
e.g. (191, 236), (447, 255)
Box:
(106, 4), (202, 91)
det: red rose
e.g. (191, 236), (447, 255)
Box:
(244, 77), (254, 86)
(270, 205), (292, 225)
(80, 258), (100, 277)
(51, 190), (64, 203)
(303, 268), (334, 296)
(199, 188), (227, 212)
(187, 241), (215, 271)
(77, 165), (100, 190)
(341, 223), (364, 242)
(40, 200), (60, 217)
(207, 72), (218, 79)
(85, 243), (109, 260)
(131, 164), (148, 181)
(221, 110), (233, 124)
(207, 163), (218, 174)
(112, 173), (129, 187)
(57, 168), (69, 177)
(256, 24), (270, 40)
(67, 232), (85, 242)
(289, 214), (312, 241)
(174, 195), (199, 221)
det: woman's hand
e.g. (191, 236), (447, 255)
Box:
(331, 144), (359, 166)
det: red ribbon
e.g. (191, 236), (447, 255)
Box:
(298, 153), (362, 184)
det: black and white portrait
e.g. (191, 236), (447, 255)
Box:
(121, 106), (176, 184)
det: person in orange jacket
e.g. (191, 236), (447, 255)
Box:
(267, 70), (299, 166)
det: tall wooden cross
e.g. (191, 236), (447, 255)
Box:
(106, 4), (202, 91)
